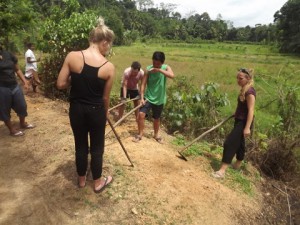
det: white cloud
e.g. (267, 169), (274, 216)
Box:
(152, 0), (287, 27)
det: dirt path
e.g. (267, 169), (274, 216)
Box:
(0, 94), (282, 225)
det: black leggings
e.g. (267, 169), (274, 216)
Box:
(222, 119), (246, 164)
(69, 103), (106, 180)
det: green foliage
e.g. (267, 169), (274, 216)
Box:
(275, 0), (300, 53)
(259, 65), (300, 144)
(256, 132), (269, 151)
(226, 168), (254, 196)
(40, 10), (97, 53)
(0, 0), (35, 49)
(171, 134), (186, 146)
(123, 30), (140, 45)
(2, 0), (289, 54)
(249, 64), (300, 180)
(39, 8), (98, 98)
(41, 52), (67, 99)
(163, 76), (229, 138)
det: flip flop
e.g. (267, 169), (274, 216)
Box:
(132, 135), (142, 143)
(94, 176), (113, 193)
(10, 131), (25, 137)
(154, 136), (163, 144)
(212, 171), (225, 179)
(21, 124), (35, 129)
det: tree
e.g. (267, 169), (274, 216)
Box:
(212, 14), (228, 41)
(135, 0), (153, 11)
(274, 0), (300, 53)
(0, 0), (35, 48)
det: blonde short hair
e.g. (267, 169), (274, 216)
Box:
(88, 17), (115, 44)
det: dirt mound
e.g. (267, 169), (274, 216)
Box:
(0, 94), (294, 225)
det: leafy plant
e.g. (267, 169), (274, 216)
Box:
(250, 65), (300, 180)
(39, 7), (98, 98)
(163, 76), (229, 140)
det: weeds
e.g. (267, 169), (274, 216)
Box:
(226, 168), (254, 196)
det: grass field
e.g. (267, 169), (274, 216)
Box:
(109, 41), (300, 133)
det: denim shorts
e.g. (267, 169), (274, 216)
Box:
(139, 101), (164, 119)
(0, 85), (27, 121)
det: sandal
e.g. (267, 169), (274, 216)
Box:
(10, 131), (25, 137)
(94, 176), (113, 193)
(132, 135), (142, 143)
(212, 171), (225, 179)
(21, 124), (35, 129)
(154, 136), (163, 144)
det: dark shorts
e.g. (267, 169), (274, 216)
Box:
(120, 88), (139, 99)
(0, 85), (28, 121)
(139, 101), (164, 119)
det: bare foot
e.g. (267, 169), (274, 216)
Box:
(78, 176), (86, 188)
(232, 161), (242, 170)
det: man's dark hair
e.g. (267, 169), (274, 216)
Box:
(27, 43), (33, 48)
(131, 61), (141, 71)
(152, 51), (165, 63)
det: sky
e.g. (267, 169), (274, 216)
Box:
(152, 0), (288, 27)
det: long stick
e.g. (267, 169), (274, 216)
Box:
(285, 186), (292, 225)
(108, 97), (139, 112)
(106, 103), (144, 136)
(107, 117), (134, 167)
(272, 185), (292, 225)
(178, 115), (234, 161)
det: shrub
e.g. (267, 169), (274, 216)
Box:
(163, 76), (229, 140)
(248, 65), (300, 180)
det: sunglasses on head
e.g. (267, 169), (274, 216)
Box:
(239, 68), (249, 75)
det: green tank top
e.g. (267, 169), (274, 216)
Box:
(145, 64), (168, 105)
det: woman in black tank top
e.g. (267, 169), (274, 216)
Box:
(57, 17), (115, 193)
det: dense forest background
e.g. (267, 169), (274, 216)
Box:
(1, 0), (300, 53)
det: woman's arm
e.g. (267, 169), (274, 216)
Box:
(244, 94), (255, 136)
(57, 53), (72, 89)
(14, 64), (29, 89)
(102, 62), (115, 117)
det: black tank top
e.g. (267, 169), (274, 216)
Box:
(69, 51), (108, 105)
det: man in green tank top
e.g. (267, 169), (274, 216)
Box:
(133, 51), (175, 143)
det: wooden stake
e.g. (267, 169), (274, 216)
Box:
(106, 102), (144, 136)
(107, 118), (134, 167)
(108, 97), (139, 112)
(177, 115), (234, 161)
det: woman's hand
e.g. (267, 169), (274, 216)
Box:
(243, 127), (251, 137)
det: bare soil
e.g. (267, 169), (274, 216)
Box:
(0, 93), (298, 225)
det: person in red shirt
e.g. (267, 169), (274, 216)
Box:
(118, 61), (144, 120)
